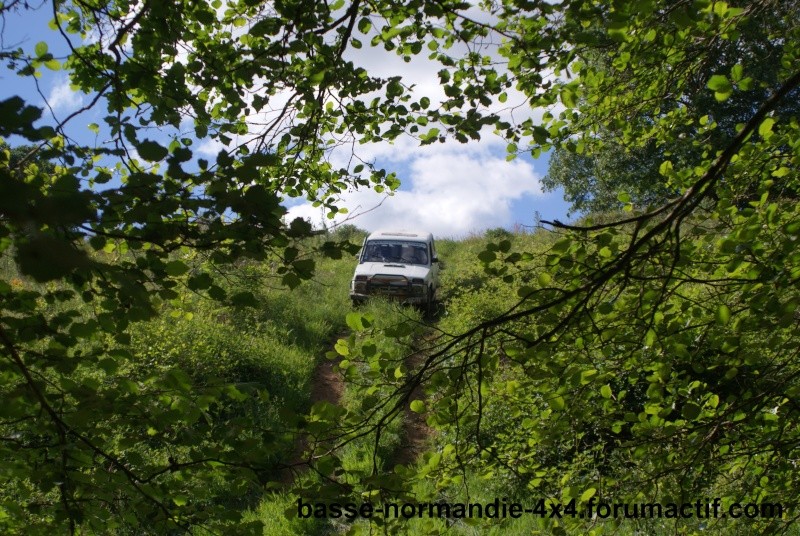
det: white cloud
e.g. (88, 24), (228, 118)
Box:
(273, 16), (567, 238)
(99, 6), (560, 237)
(195, 138), (226, 158)
(285, 137), (543, 238)
(47, 76), (83, 113)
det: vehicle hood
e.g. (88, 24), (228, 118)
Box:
(354, 262), (431, 280)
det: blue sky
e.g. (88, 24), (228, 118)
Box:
(1, 3), (572, 239)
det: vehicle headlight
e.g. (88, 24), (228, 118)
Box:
(411, 278), (425, 294)
(353, 275), (368, 292)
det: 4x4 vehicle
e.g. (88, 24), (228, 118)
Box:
(350, 230), (440, 311)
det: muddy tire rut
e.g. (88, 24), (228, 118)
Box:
(279, 332), (346, 484)
(393, 342), (434, 467)
(280, 325), (435, 483)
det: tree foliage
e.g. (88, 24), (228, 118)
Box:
(323, 0), (800, 532)
(1, 0), (799, 532)
(542, 0), (800, 214)
(543, 138), (674, 215)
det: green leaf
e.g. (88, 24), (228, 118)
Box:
(410, 400), (426, 413)
(738, 77), (754, 90)
(716, 304), (731, 325)
(478, 250), (496, 263)
(758, 117), (775, 138)
(164, 260), (189, 276)
(598, 301), (613, 314)
(187, 273), (213, 290)
(681, 402), (702, 420)
(292, 258), (315, 276)
(560, 87), (577, 108)
(645, 328), (656, 347)
(231, 291), (258, 307)
(707, 74), (730, 91)
(35, 41), (48, 57)
(346, 312), (372, 331)
(98, 358), (119, 374)
(281, 272), (302, 289)
(548, 395), (565, 411)
(16, 235), (90, 282)
(309, 70), (326, 85)
(600, 384), (612, 399)
(707, 74), (733, 101)
(772, 166), (790, 178)
(517, 285), (534, 298)
(206, 285), (226, 302)
(422, 127), (439, 143)
(137, 140), (169, 161)
(385, 322), (414, 338)
(335, 339), (350, 356)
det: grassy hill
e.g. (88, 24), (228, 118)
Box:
(2, 224), (796, 535)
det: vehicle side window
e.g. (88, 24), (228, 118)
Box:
(359, 238), (368, 262)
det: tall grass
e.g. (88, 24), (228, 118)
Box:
(251, 296), (425, 535)
(0, 238), (362, 532)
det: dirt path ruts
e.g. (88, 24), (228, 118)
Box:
(393, 335), (434, 467)
(278, 332), (346, 484)
(280, 325), (434, 482)
(309, 356), (345, 407)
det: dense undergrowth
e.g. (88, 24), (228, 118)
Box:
(271, 219), (799, 536)
(3, 220), (798, 535)
(0, 225), (426, 534)
(0, 230), (359, 533)
(248, 297), (424, 535)
(395, 215), (800, 536)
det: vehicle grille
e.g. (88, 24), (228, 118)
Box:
(368, 274), (410, 295)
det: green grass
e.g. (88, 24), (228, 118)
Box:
(253, 296), (425, 535)
(0, 238), (361, 533)
(5, 226), (796, 535)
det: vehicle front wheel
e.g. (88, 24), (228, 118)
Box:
(424, 287), (436, 317)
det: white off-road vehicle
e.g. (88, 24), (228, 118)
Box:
(350, 230), (440, 311)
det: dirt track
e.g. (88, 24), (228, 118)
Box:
(281, 326), (434, 482)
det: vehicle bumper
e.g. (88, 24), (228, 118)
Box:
(350, 291), (428, 304)
(350, 273), (432, 304)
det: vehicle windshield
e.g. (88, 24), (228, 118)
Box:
(361, 240), (429, 265)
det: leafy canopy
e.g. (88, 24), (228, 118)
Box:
(542, 0), (800, 214)
(1, 0), (799, 533)
(315, 0), (800, 532)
